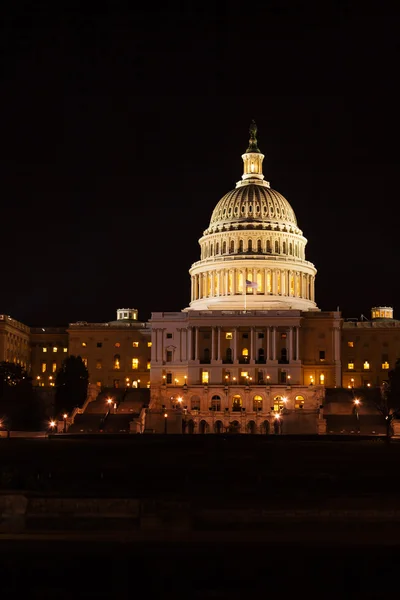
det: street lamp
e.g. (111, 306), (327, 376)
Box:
(164, 411), (168, 434)
(63, 413), (68, 433)
(49, 420), (56, 434)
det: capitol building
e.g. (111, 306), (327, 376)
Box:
(1, 122), (399, 435)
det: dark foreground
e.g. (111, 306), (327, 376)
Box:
(1, 435), (400, 598)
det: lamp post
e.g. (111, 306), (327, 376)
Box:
(63, 413), (68, 433)
(49, 420), (56, 435)
(106, 397), (113, 414)
(164, 411), (168, 434)
(353, 398), (361, 433)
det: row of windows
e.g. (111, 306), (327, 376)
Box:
(187, 394), (306, 411)
(80, 341), (152, 348)
(347, 360), (391, 370)
(163, 371), (325, 385)
(41, 362), (58, 373)
(92, 357), (150, 370)
(202, 239), (302, 258)
(42, 347), (68, 353)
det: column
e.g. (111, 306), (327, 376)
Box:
(178, 329), (182, 361)
(266, 326), (270, 360)
(194, 327), (199, 361)
(253, 268), (257, 294)
(250, 327), (255, 362)
(289, 326), (293, 361)
(224, 270), (228, 297)
(272, 271), (277, 295)
(188, 327), (193, 361)
(233, 328), (237, 362)
(211, 327), (215, 361)
(296, 326), (300, 360)
(272, 327), (276, 360)
(211, 271), (215, 297)
(151, 328), (157, 362)
(217, 326), (221, 360)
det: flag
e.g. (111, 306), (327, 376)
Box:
(245, 279), (258, 289)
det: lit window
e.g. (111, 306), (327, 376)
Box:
(114, 355), (120, 370)
(147, 342), (152, 347)
(348, 362), (354, 370)
(132, 358), (139, 370)
(53, 347), (57, 353)
(241, 371), (248, 379)
(319, 373), (325, 384)
(348, 341), (354, 348)
(295, 395), (305, 409)
(115, 342), (121, 348)
(273, 396), (285, 411)
(242, 348), (248, 357)
(96, 361), (102, 370)
(96, 381), (102, 387)
(147, 362), (151, 370)
(281, 333), (287, 339)
(363, 361), (370, 370)
(202, 371), (209, 384)
(82, 358), (88, 367)
(253, 395), (263, 411)
(43, 347), (47, 353)
(49, 382), (55, 387)
(41, 362), (47, 373)
(382, 361), (390, 370)
(63, 347), (67, 353)
(82, 342), (87, 347)
(225, 332), (232, 340)
(132, 342), (139, 348)
(52, 362), (57, 373)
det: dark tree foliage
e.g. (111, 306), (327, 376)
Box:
(0, 361), (45, 430)
(54, 355), (89, 416)
(376, 358), (400, 438)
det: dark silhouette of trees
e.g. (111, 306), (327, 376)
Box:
(54, 356), (89, 416)
(376, 359), (400, 440)
(0, 361), (45, 430)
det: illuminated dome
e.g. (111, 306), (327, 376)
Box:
(187, 121), (318, 312)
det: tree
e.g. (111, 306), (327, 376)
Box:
(376, 358), (400, 441)
(54, 355), (89, 415)
(0, 361), (45, 430)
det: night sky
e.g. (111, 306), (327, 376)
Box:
(1, 3), (399, 327)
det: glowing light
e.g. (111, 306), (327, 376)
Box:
(63, 413), (68, 419)
(49, 420), (56, 428)
(354, 399), (360, 406)
(176, 397), (183, 403)
(274, 413), (280, 419)
(164, 413), (168, 418)
(106, 398), (112, 404)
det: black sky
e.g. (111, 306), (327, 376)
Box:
(1, 2), (399, 327)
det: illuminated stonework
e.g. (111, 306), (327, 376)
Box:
(188, 121), (317, 311)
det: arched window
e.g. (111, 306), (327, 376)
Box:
(223, 241), (227, 254)
(267, 240), (271, 253)
(232, 395), (242, 412)
(275, 240), (279, 253)
(283, 241), (286, 254)
(289, 242), (293, 255)
(211, 395), (221, 411)
(215, 242), (219, 254)
(248, 239), (252, 252)
(241, 348), (249, 363)
(239, 239), (244, 252)
(257, 239), (262, 252)
(247, 420), (256, 434)
(253, 395), (263, 411)
(273, 395), (286, 412)
(295, 395), (305, 409)
(113, 354), (120, 370)
(230, 240), (234, 254)
(214, 420), (223, 434)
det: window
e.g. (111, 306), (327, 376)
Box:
(114, 355), (120, 370)
(242, 333), (248, 339)
(319, 350), (325, 361)
(132, 342), (139, 347)
(281, 333), (287, 339)
(63, 347), (68, 353)
(295, 395), (305, 409)
(273, 395), (285, 411)
(43, 347), (47, 353)
(382, 361), (390, 370)
(258, 333), (264, 339)
(147, 342), (152, 347)
(241, 371), (248, 379)
(166, 333), (172, 339)
(96, 361), (102, 370)
(242, 348), (248, 357)
(253, 395), (263, 411)
(225, 332), (233, 340)
(166, 373), (172, 384)
(82, 358), (88, 367)
(211, 395), (221, 411)
(115, 342), (121, 348)
(348, 341), (354, 348)
(232, 395), (242, 411)
(82, 342), (87, 347)
(52, 362), (57, 373)
(96, 381), (102, 387)
(166, 350), (172, 362)
(53, 347), (57, 353)
(41, 362), (47, 373)
(96, 342), (102, 348)
(363, 361), (370, 370)
(132, 358), (139, 370)
(147, 361), (151, 370)
(202, 371), (209, 384)
(348, 362), (354, 370)
(319, 373), (325, 384)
